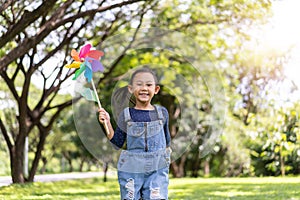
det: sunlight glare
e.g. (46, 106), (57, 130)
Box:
(269, 0), (300, 89)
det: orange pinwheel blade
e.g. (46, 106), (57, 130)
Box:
(87, 50), (104, 60)
(71, 49), (81, 61)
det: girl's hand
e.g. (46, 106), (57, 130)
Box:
(98, 108), (110, 124)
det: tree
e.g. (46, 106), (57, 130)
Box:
(0, 0), (157, 183)
(248, 90), (300, 176)
(223, 26), (300, 176)
(0, 0), (273, 184)
(40, 110), (99, 174)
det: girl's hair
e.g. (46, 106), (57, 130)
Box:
(112, 67), (159, 119)
(129, 67), (159, 85)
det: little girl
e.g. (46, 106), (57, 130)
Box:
(98, 67), (171, 200)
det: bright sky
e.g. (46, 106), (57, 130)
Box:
(264, 0), (300, 89)
(247, 0), (300, 105)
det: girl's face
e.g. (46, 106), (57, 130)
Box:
(128, 72), (160, 106)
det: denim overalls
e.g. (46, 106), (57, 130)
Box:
(117, 105), (171, 200)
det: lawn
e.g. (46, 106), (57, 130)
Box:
(0, 176), (299, 200)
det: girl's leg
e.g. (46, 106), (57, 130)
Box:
(118, 171), (144, 200)
(141, 167), (169, 200)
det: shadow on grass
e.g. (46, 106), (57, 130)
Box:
(1, 177), (299, 200)
(169, 178), (300, 200)
(0, 177), (120, 200)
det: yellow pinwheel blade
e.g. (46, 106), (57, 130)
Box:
(64, 61), (82, 69)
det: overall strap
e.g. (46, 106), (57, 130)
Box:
(124, 107), (132, 122)
(154, 105), (164, 121)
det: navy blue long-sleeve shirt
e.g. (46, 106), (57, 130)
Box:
(110, 107), (171, 149)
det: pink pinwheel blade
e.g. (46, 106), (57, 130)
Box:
(79, 44), (91, 59)
(87, 50), (104, 60)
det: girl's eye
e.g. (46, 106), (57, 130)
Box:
(147, 84), (153, 87)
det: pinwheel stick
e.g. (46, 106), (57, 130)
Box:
(91, 79), (110, 136)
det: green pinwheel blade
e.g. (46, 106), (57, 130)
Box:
(72, 64), (86, 80)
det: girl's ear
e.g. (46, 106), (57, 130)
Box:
(128, 85), (133, 93)
(154, 85), (160, 94)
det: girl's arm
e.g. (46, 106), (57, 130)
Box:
(162, 107), (171, 147)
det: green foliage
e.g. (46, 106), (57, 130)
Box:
(248, 104), (300, 176)
(39, 106), (107, 174)
(0, 177), (299, 199)
(208, 113), (252, 177)
(0, 136), (10, 176)
(1, 0), (299, 181)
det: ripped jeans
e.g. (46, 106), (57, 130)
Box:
(117, 149), (171, 200)
(118, 167), (169, 200)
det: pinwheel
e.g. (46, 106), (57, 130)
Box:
(65, 44), (110, 135)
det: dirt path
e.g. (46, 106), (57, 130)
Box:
(0, 171), (109, 187)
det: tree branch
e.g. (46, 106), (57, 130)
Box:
(98, 1), (148, 84)
(0, 71), (19, 104)
(46, 100), (74, 130)
(0, 0), (146, 71)
(0, 0), (14, 14)
(32, 20), (89, 116)
(0, 0), (58, 48)
(0, 117), (13, 151)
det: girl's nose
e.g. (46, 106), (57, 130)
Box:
(141, 84), (147, 89)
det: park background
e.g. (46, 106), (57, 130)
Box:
(0, 0), (299, 199)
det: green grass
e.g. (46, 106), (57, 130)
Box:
(0, 176), (299, 200)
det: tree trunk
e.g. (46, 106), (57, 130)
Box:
(40, 157), (48, 174)
(11, 143), (25, 183)
(191, 153), (200, 178)
(280, 144), (285, 176)
(79, 158), (86, 172)
(1, 118), (26, 184)
(103, 162), (108, 182)
(67, 158), (73, 172)
(170, 153), (187, 178)
(204, 159), (210, 176)
(28, 132), (47, 182)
